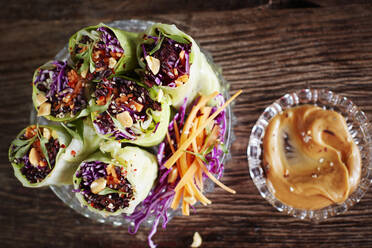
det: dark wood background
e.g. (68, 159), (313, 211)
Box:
(1, 0), (372, 247)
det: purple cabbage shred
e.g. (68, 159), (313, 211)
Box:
(142, 32), (192, 88)
(33, 60), (87, 118)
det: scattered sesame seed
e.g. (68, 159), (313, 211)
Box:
(303, 135), (311, 143)
(319, 158), (324, 163)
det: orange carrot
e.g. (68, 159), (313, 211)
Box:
(167, 90), (242, 216)
(164, 90), (242, 169)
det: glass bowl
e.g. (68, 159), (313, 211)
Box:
(30, 19), (235, 227)
(247, 89), (372, 221)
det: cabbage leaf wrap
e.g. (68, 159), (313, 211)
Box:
(68, 23), (137, 79)
(137, 23), (221, 108)
(8, 125), (76, 187)
(90, 75), (170, 147)
(32, 60), (90, 122)
(73, 145), (157, 216)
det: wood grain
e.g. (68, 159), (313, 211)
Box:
(1, 1), (372, 247)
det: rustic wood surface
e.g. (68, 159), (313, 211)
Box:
(1, 1), (372, 247)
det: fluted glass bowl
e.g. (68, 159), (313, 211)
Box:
(247, 89), (372, 221)
(30, 20), (234, 227)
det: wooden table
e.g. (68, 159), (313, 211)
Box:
(1, 1), (372, 247)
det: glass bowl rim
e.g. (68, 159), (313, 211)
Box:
(247, 88), (372, 222)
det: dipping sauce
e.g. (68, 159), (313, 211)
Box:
(263, 105), (361, 210)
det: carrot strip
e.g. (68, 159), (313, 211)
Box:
(164, 90), (242, 169)
(189, 182), (211, 205)
(171, 188), (183, 210)
(184, 195), (197, 205)
(181, 92), (219, 143)
(196, 107), (211, 146)
(173, 120), (180, 145)
(194, 167), (202, 190)
(174, 161), (198, 192)
(197, 158), (236, 194)
(182, 199), (190, 216)
(166, 131), (182, 179)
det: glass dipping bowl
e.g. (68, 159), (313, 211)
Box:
(30, 20), (234, 227)
(247, 89), (372, 221)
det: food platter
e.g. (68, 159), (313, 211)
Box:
(29, 19), (235, 227)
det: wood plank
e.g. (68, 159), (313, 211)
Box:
(1, 2), (372, 248)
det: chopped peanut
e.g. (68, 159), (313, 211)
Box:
(35, 93), (47, 106)
(145, 55), (160, 75)
(90, 177), (107, 194)
(108, 57), (117, 69)
(190, 232), (202, 248)
(29, 148), (40, 167)
(116, 111), (133, 128)
(37, 102), (51, 116)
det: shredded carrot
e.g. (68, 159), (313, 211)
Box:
(171, 188), (183, 209)
(174, 161), (198, 192)
(173, 120), (180, 145)
(166, 90), (242, 216)
(164, 90), (242, 169)
(197, 158), (236, 194)
(182, 199), (190, 216)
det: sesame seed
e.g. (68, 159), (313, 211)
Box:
(304, 135), (311, 143)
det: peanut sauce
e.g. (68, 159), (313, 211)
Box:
(263, 105), (361, 210)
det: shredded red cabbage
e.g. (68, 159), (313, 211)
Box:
(33, 60), (87, 118)
(141, 32), (192, 88)
(96, 27), (124, 54)
(205, 94), (227, 179)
